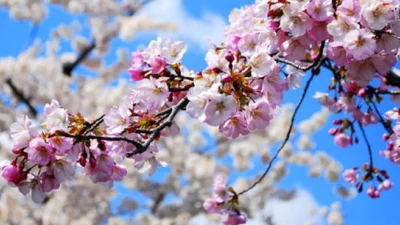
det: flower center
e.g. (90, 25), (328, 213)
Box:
(216, 102), (225, 112)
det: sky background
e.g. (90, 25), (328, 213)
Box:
(0, 0), (399, 224)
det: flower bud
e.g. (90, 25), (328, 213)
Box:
(225, 53), (234, 63)
(358, 88), (367, 98)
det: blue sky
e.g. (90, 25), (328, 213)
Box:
(1, 0), (399, 224)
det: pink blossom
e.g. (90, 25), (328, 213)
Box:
(213, 175), (229, 202)
(149, 56), (166, 74)
(346, 59), (376, 87)
(219, 113), (249, 139)
(48, 136), (73, 155)
(246, 99), (273, 131)
(95, 154), (115, 174)
(343, 29), (376, 60)
(203, 197), (221, 213)
(128, 68), (144, 81)
(326, 42), (348, 66)
(376, 34), (400, 53)
(362, 2), (395, 30)
(1, 164), (26, 186)
(110, 164), (127, 181)
(313, 92), (335, 107)
(367, 186), (380, 199)
(19, 179), (46, 203)
(40, 171), (60, 192)
(205, 48), (230, 72)
(308, 21), (330, 42)
(280, 5), (313, 37)
(204, 94), (237, 126)
(336, 94), (356, 112)
(221, 212), (247, 225)
(327, 15), (359, 41)
(371, 52), (396, 76)
(28, 137), (53, 166)
(337, 0), (361, 22)
(135, 156), (167, 176)
(380, 144), (400, 166)
(360, 111), (379, 126)
(160, 38), (187, 64)
(135, 78), (169, 109)
(249, 49), (276, 78)
(334, 133), (351, 148)
(238, 33), (261, 57)
(104, 104), (131, 134)
(281, 36), (314, 61)
(52, 159), (75, 183)
(306, 0), (333, 21)
(343, 168), (358, 184)
(42, 100), (69, 132)
(130, 52), (145, 69)
(9, 114), (39, 150)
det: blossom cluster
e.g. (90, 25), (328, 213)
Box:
(203, 175), (247, 225)
(381, 108), (400, 166)
(342, 165), (393, 198)
(3, 101), (129, 202)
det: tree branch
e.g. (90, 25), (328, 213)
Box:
(5, 77), (37, 117)
(126, 97), (189, 156)
(62, 41), (96, 77)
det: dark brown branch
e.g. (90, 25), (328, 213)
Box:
(126, 97), (189, 156)
(385, 70), (400, 88)
(62, 41), (96, 77)
(5, 77), (37, 117)
(58, 132), (143, 149)
(151, 192), (165, 214)
(367, 85), (400, 95)
(238, 72), (316, 196)
(275, 41), (326, 71)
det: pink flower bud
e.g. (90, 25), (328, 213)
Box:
(382, 133), (390, 141)
(77, 153), (87, 167)
(329, 128), (339, 135)
(358, 88), (367, 97)
(222, 73), (233, 83)
(387, 143), (394, 151)
(333, 119), (343, 125)
(128, 68), (144, 81)
(367, 186), (380, 199)
(225, 53), (234, 63)
(334, 133), (351, 148)
(1, 164), (27, 186)
(221, 212), (247, 225)
(379, 180), (393, 191)
(343, 168), (358, 184)
(150, 56), (166, 74)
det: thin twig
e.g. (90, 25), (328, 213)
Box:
(275, 41), (326, 71)
(357, 121), (374, 169)
(370, 101), (394, 134)
(238, 73), (316, 196)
